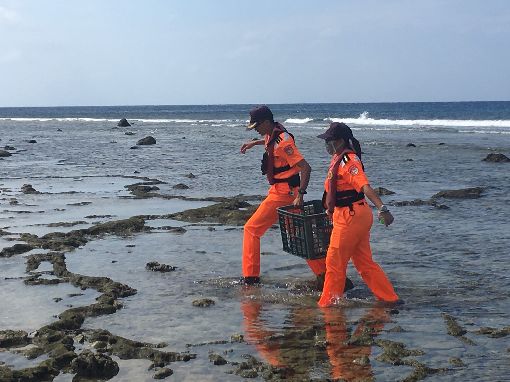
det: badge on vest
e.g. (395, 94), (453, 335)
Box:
(348, 165), (359, 175)
(284, 146), (294, 155)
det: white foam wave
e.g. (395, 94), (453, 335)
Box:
(326, 111), (510, 129)
(285, 118), (314, 124)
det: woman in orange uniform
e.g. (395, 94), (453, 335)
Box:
(317, 122), (399, 307)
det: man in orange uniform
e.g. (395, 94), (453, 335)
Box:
(240, 105), (326, 285)
(317, 122), (399, 306)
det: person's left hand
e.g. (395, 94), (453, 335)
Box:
(378, 211), (394, 226)
(292, 194), (304, 207)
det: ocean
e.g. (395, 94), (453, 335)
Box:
(1, 102), (509, 381)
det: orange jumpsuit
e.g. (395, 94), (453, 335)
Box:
(242, 130), (326, 278)
(318, 152), (398, 307)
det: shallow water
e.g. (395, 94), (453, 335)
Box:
(1, 105), (509, 381)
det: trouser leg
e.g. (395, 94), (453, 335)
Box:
(242, 195), (284, 277)
(318, 215), (353, 307)
(351, 233), (399, 302)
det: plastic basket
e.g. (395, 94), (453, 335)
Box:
(277, 200), (332, 260)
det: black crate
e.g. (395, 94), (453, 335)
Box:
(277, 200), (332, 260)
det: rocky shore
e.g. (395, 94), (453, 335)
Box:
(1, 175), (509, 381)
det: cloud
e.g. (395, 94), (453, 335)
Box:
(0, 5), (20, 24)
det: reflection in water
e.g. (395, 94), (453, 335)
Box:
(240, 288), (390, 381)
(322, 306), (389, 381)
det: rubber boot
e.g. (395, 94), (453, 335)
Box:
(316, 274), (354, 292)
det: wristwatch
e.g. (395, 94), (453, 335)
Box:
(379, 205), (389, 213)
(298, 189), (307, 195)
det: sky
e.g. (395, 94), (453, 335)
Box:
(0, 0), (509, 107)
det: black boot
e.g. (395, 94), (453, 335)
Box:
(344, 277), (354, 292)
(243, 276), (260, 285)
(316, 274), (354, 292)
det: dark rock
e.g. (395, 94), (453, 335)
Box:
(137, 136), (156, 145)
(442, 313), (467, 337)
(406, 143), (416, 147)
(0, 330), (29, 347)
(146, 262), (176, 273)
(125, 131), (135, 135)
(449, 357), (465, 367)
(438, 142), (445, 145)
(476, 326), (510, 338)
(209, 353), (227, 365)
(117, 118), (131, 127)
(173, 183), (189, 190)
(192, 299), (215, 307)
(130, 146), (140, 149)
(482, 153), (510, 163)
(70, 349), (119, 379)
(67, 201), (92, 206)
(0, 363), (59, 381)
(126, 184), (160, 194)
(21, 184), (40, 194)
(375, 339), (425, 364)
(231, 334), (244, 343)
(4, 146), (15, 150)
(374, 187), (395, 196)
(168, 199), (258, 225)
(87, 216), (146, 236)
(159, 226), (187, 234)
(0, 150), (11, 157)
(432, 187), (484, 199)
(154, 367), (173, 379)
(185, 173), (196, 179)
(47, 221), (87, 227)
(28, 140), (37, 144)
(0, 243), (35, 257)
(57, 128), (62, 132)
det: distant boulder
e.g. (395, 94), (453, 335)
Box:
(483, 153), (510, 163)
(4, 146), (15, 150)
(27, 140), (37, 144)
(374, 187), (395, 196)
(406, 143), (416, 147)
(173, 183), (189, 190)
(21, 184), (40, 194)
(137, 136), (156, 145)
(117, 118), (131, 127)
(432, 187), (484, 199)
(0, 150), (12, 157)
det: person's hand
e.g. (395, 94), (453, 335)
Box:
(240, 141), (254, 154)
(378, 211), (394, 227)
(326, 209), (333, 218)
(292, 194), (304, 207)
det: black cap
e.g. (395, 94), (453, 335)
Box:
(247, 105), (274, 129)
(317, 122), (354, 141)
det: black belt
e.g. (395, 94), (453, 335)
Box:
(272, 173), (300, 187)
(335, 190), (365, 207)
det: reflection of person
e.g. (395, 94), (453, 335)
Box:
(240, 296), (283, 368)
(317, 122), (399, 307)
(322, 306), (390, 380)
(241, 289), (390, 381)
(240, 105), (326, 285)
